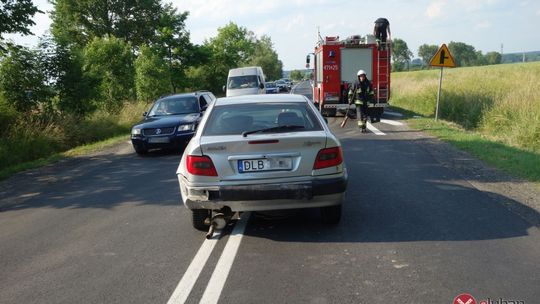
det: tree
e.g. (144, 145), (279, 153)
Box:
(485, 51), (502, 65)
(0, 45), (48, 112)
(391, 38), (413, 71)
(290, 70), (303, 81)
(154, 4), (193, 92)
(83, 36), (134, 112)
(0, 0), (41, 49)
(50, 0), (162, 47)
(475, 50), (488, 66)
(201, 22), (257, 93)
(135, 45), (171, 102)
(448, 41), (477, 67)
(247, 35), (282, 81)
(417, 44), (438, 67)
(38, 36), (95, 115)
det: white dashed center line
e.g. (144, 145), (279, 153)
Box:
(367, 122), (386, 135)
(199, 213), (250, 304)
(166, 231), (222, 304)
(166, 213), (251, 304)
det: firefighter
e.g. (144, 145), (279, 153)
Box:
(348, 70), (374, 132)
(373, 17), (391, 50)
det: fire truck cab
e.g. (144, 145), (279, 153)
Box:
(307, 35), (391, 117)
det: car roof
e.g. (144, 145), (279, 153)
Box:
(158, 91), (210, 101)
(215, 94), (308, 106)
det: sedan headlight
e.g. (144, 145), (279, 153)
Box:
(177, 124), (195, 132)
(132, 128), (142, 135)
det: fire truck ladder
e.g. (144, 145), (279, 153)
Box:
(376, 45), (390, 105)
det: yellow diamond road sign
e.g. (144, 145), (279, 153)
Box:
(430, 44), (456, 68)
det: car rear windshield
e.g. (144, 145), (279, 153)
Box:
(203, 102), (323, 136)
(148, 96), (199, 116)
(227, 75), (259, 89)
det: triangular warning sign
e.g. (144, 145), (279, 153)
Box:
(429, 44), (456, 68)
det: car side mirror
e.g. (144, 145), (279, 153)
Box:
(259, 83), (264, 89)
(323, 117), (328, 124)
(143, 112), (148, 117)
(222, 85), (226, 92)
(201, 104), (208, 112)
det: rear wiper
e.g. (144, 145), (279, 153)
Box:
(242, 125), (304, 137)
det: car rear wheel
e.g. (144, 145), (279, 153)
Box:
(192, 209), (211, 231)
(320, 205), (341, 224)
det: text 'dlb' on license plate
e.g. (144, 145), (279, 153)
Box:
(238, 158), (292, 173)
(148, 137), (170, 143)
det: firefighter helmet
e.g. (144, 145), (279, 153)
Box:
(357, 70), (366, 76)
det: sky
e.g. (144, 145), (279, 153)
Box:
(6, 0), (540, 70)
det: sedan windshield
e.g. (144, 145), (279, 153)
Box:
(148, 97), (199, 116)
(227, 75), (259, 89)
(203, 102), (323, 136)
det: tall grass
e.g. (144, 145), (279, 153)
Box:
(391, 62), (540, 152)
(0, 101), (150, 173)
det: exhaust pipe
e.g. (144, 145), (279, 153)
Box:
(205, 213), (228, 239)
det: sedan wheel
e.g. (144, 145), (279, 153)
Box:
(192, 209), (211, 231)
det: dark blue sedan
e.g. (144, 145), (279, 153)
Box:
(131, 91), (215, 154)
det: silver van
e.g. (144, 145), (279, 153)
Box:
(224, 66), (266, 97)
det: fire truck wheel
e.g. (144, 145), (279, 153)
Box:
(323, 108), (336, 117)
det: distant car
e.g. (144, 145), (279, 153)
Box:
(281, 78), (293, 90)
(224, 66), (266, 97)
(265, 81), (279, 94)
(176, 94), (348, 230)
(131, 91), (216, 154)
(275, 80), (288, 92)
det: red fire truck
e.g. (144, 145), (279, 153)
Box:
(306, 35), (391, 117)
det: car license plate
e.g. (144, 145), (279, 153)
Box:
(238, 158), (292, 173)
(148, 137), (170, 143)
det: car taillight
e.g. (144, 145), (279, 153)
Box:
(187, 155), (218, 176)
(313, 147), (343, 170)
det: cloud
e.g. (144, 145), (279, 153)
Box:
(425, 1), (446, 19)
(285, 14), (306, 32)
(181, 0), (281, 19)
(537, 9), (540, 16)
(475, 20), (492, 29)
(455, 0), (500, 12)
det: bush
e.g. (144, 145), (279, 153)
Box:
(0, 101), (150, 173)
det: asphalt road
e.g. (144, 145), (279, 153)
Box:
(1, 104), (539, 304)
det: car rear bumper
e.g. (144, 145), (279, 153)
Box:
(178, 173), (347, 212)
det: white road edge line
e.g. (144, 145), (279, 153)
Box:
(166, 231), (222, 304)
(380, 119), (404, 126)
(367, 122), (386, 135)
(199, 212), (251, 304)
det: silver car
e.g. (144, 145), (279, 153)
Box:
(176, 94), (348, 230)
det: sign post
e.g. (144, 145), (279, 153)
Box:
(429, 44), (456, 121)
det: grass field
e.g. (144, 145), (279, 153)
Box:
(0, 101), (149, 180)
(391, 62), (540, 186)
